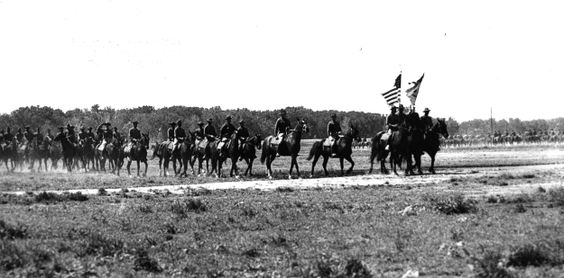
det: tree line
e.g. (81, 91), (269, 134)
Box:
(1, 105), (562, 140)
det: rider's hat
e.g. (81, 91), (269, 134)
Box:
(176, 120), (182, 125)
(391, 106), (397, 110)
(423, 108), (430, 113)
(398, 104), (404, 109)
(132, 120), (139, 124)
(80, 126), (85, 130)
(225, 115), (232, 120)
(105, 122), (111, 126)
(169, 122), (176, 126)
(239, 119), (245, 124)
(198, 121), (204, 126)
(330, 113), (337, 118)
(58, 126), (64, 130)
(25, 125), (30, 129)
(88, 127), (93, 130)
(207, 118), (213, 122)
(280, 109), (287, 116)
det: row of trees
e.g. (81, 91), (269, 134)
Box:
(0, 105), (561, 140)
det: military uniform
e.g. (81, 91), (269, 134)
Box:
(167, 123), (176, 142)
(173, 121), (186, 151)
(326, 114), (342, 155)
(420, 108), (433, 132)
(204, 120), (217, 141)
(218, 116), (236, 150)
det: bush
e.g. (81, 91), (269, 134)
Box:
(79, 231), (125, 257)
(133, 249), (162, 273)
(471, 249), (512, 278)
(548, 187), (564, 206)
(34, 192), (61, 203)
(507, 242), (560, 267)
(425, 194), (477, 214)
(170, 198), (207, 217)
(65, 192), (89, 202)
(0, 220), (27, 240)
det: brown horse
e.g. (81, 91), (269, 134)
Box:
(28, 137), (50, 172)
(239, 135), (262, 176)
(261, 120), (309, 179)
(0, 138), (18, 172)
(368, 131), (389, 174)
(53, 134), (76, 172)
(172, 132), (195, 177)
(307, 124), (360, 177)
(120, 133), (150, 177)
(412, 118), (449, 174)
(192, 138), (217, 176)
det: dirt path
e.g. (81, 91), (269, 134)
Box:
(6, 163), (563, 198)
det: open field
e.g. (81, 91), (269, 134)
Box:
(1, 144), (564, 277)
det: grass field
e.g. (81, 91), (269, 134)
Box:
(1, 144), (564, 277)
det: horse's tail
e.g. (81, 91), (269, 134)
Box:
(150, 143), (160, 160)
(260, 138), (268, 164)
(307, 141), (322, 161)
(371, 131), (384, 162)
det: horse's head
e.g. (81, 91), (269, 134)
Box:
(141, 133), (150, 148)
(348, 123), (361, 142)
(437, 118), (449, 139)
(254, 134), (262, 150)
(295, 119), (309, 134)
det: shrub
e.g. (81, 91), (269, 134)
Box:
(34, 192), (61, 203)
(513, 204), (527, 213)
(471, 249), (512, 278)
(80, 231), (125, 257)
(65, 192), (89, 202)
(133, 249), (162, 273)
(548, 187), (564, 206)
(507, 242), (553, 267)
(0, 219), (27, 240)
(425, 194), (477, 214)
(170, 198), (207, 217)
(0, 241), (26, 271)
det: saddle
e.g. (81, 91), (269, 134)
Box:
(97, 140), (107, 151)
(196, 138), (209, 150)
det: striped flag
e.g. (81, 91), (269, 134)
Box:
(406, 74), (424, 105)
(381, 73), (401, 106)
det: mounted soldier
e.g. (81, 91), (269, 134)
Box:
(23, 126), (34, 143)
(173, 120), (186, 152)
(236, 119), (250, 153)
(35, 127), (43, 145)
(406, 106), (421, 132)
(16, 128), (24, 144)
(420, 108), (433, 133)
(3, 127), (13, 145)
(273, 109), (291, 155)
(113, 127), (121, 145)
(96, 122), (112, 151)
(167, 122), (176, 143)
(78, 127), (87, 143)
(86, 127), (95, 141)
(67, 125), (77, 144)
(325, 113), (342, 157)
(125, 121), (141, 153)
(218, 115), (235, 151)
(204, 118), (217, 142)
(194, 121), (205, 147)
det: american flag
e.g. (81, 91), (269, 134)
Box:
(381, 73), (401, 106)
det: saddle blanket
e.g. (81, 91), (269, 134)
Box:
(97, 141), (107, 151)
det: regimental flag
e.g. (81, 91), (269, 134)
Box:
(381, 73), (401, 106)
(406, 73), (424, 105)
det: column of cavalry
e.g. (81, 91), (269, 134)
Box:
(0, 108), (449, 178)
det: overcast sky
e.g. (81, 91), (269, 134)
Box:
(0, 0), (562, 121)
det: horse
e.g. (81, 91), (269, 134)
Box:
(171, 133), (195, 177)
(77, 137), (96, 172)
(28, 137), (50, 172)
(49, 138), (63, 170)
(307, 124), (361, 177)
(95, 138), (121, 173)
(261, 120), (309, 179)
(368, 126), (410, 175)
(53, 134), (76, 172)
(239, 135), (262, 176)
(120, 133), (150, 177)
(0, 138), (18, 172)
(192, 137), (217, 176)
(412, 118), (449, 174)
(151, 140), (175, 177)
(213, 134), (237, 178)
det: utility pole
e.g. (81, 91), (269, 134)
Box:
(490, 107), (494, 144)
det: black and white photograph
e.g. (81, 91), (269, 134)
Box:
(1, 1), (563, 277)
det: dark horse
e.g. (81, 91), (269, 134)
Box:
(29, 137), (50, 172)
(307, 124), (361, 177)
(214, 133), (261, 178)
(192, 138), (217, 176)
(0, 138), (18, 172)
(172, 133), (195, 177)
(261, 120), (309, 179)
(239, 135), (262, 176)
(151, 141), (174, 177)
(77, 137), (96, 172)
(120, 134), (150, 177)
(412, 118), (449, 174)
(368, 127), (411, 175)
(53, 133), (76, 172)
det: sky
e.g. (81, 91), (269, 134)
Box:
(0, 0), (562, 121)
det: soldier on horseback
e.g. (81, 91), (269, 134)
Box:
(24, 126), (34, 143)
(236, 120), (250, 153)
(326, 113), (342, 156)
(113, 127), (121, 145)
(274, 109), (291, 155)
(205, 118), (217, 141)
(78, 127), (87, 142)
(194, 121), (205, 146)
(167, 122), (176, 144)
(218, 115), (235, 151)
(3, 127), (13, 145)
(67, 125), (77, 144)
(86, 127), (95, 141)
(420, 108), (433, 132)
(173, 120), (186, 152)
(125, 121), (141, 153)
(15, 128), (24, 144)
(35, 127), (43, 145)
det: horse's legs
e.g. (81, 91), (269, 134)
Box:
(248, 158), (254, 176)
(429, 153), (436, 174)
(345, 155), (354, 175)
(310, 153), (320, 177)
(414, 153), (423, 175)
(137, 160), (140, 177)
(292, 155), (300, 178)
(321, 155), (329, 176)
(339, 157), (345, 176)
